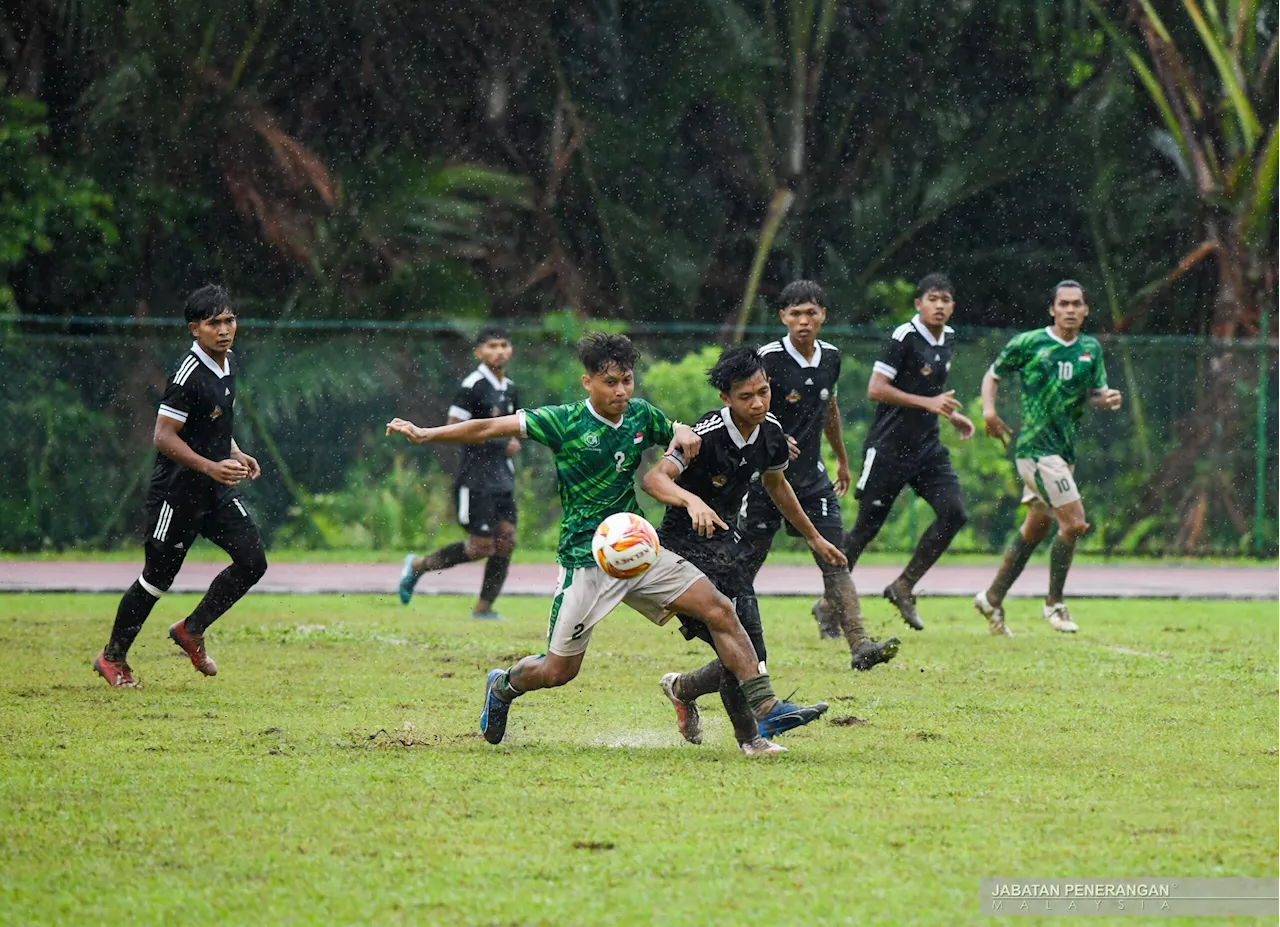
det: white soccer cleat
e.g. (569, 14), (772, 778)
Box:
(1043, 602), (1078, 633)
(974, 591), (1014, 637)
(739, 736), (787, 757)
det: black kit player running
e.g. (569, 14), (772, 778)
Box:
(94, 285), (268, 687)
(399, 327), (520, 618)
(843, 273), (975, 630)
(740, 281), (898, 671)
(641, 348), (845, 755)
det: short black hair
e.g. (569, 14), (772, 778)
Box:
(576, 331), (639, 375)
(780, 279), (825, 309)
(476, 325), (510, 345)
(707, 346), (766, 393)
(1050, 279), (1088, 303)
(184, 284), (234, 324)
(915, 273), (953, 299)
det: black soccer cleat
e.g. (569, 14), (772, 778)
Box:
(884, 582), (924, 631)
(850, 636), (900, 671)
(811, 599), (842, 640)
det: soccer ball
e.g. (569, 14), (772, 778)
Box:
(592, 512), (661, 579)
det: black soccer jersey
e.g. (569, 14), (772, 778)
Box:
(658, 407), (790, 557)
(150, 342), (238, 506)
(758, 336), (841, 491)
(448, 364), (518, 494)
(864, 315), (956, 459)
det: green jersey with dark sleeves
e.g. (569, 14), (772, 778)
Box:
(518, 398), (675, 567)
(990, 327), (1108, 464)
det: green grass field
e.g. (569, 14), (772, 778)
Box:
(1, 593), (1275, 926)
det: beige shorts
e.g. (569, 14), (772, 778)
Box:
(1016, 455), (1080, 509)
(545, 549), (706, 657)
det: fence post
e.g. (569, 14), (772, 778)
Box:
(1254, 307), (1270, 557)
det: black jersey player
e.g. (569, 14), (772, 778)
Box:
(93, 285), (268, 687)
(740, 280), (899, 671)
(399, 326), (520, 619)
(641, 347), (844, 755)
(842, 273), (975, 630)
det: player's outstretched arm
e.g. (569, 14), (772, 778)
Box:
(641, 458), (727, 537)
(980, 367), (1012, 449)
(761, 470), (846, 567)
(823, 397), (851, 495)
(386, 413), (522, 445)
(155, 415), (247, 486)
(1088, 388), (1123, 411)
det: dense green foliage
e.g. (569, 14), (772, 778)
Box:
(2, 593), (1276, 924)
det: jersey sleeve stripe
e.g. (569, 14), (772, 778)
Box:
(461, 371), (484, 388)
(817, 340), (839, 351)
(158, 404), (189, 423)
(515, 409), (528, 439)
(987, 364), (1001, 380)
(447, 405), (473, 421)
(766, 460), (789, 472)
(891, 324), (913, 342)
(757, 342), (784, 355)
(662, 452), (687, 475)
(173, 356), (199, 385)
(873, 361), (898, 379)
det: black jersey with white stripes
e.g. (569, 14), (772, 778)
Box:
(864, 315), (955, 461)
(758, 336), (841, 491)
(447, 365), (518, 493)
(148, 342), (238, 506)
(657, 407), (790, 555)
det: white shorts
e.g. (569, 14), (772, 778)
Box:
(545, 549), (706, 657)
(1016, 455), (1080, 509)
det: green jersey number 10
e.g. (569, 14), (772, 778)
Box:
(1057, 361), (1074, 380)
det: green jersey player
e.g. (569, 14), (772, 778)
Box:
(974, 281), (1123, 635)
(386, 332), (828, 745)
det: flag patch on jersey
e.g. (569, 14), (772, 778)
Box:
(633, 431), (644, 444)
(1079, 353), (1091, 362)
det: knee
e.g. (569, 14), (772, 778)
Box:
(939, 503), (968, 535)
(698, 595), (738, 633)
(494, 532), (516, 558)
(467, 536), (496, 559)
(237, 550), (268, 584)
(1058, 518), (1088, 543)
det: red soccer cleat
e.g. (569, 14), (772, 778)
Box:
(94, 650), (139, 688)
(169, 620), (218, 676)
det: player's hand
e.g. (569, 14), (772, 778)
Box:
(231, 449), (261, 480)
(669, 425), (702, 462)
(686, 497), (729, 538)
(786, 434), (800, 460)
(505, 438), (521, 457)
(1092, 388), (1123, 411)
(809, 536), (847, 568)
(922, 390), (962, 417)
(834, 460), (851, 496)
(206, 458), (249, 486)
(386, 418), (430, 444)
(983, 413), (1012, 449)
(949, 413), (975, 441)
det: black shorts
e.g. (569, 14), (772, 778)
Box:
(664, 533), (765, 661)
(455, 486), (517, 537)
(144, 493), (257, 557)
(853, 443), (959, 506)
(739, 481), (843, 542)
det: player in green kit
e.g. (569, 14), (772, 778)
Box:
(386, 332), (828, 745)
(974, 281), (1123, 635)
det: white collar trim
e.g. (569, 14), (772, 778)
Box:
(585, 399), (624, 430)
(191, 341), (231, 378)
(783, 335), (821, 368)
(1045, 326), (1078, 347)
(477, 364), (508, 390)
(911, 315), (952, 346)
(720, 407), (759, 448)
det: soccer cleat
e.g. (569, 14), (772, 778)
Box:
(811, 599), (842, 640)
(398, 554), (419, 605)
(93, 650), (139, 688)
(757, 698), (829, 739)
(659, 672), (703, 744)
(850, 636), (900, 671)
(884, 581), (924, 631)
(169, 620), (217, 676)
(480, 668), (511, 744)
(974, 591), (1014, 637)
(739, 736), (787, 757)
(1043, 602), (1078, 633)
(470, 609), (503, 621)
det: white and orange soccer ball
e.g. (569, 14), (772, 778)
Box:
(592, 512), (661, 579)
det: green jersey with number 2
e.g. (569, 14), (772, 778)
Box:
(519, 398), (675, 568)
(991, 327), (1107, 465)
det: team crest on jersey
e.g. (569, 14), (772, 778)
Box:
(785, 389), (802, 404)
(584, 431), (600, 448)
(210, 407), (223, 420)
(711, 475), (728, 488)
(920, 365), (933, 376)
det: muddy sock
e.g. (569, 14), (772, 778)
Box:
(739, 674), (777, 717)
(824, 569), (865, 650)
(478, 555), (510, 606)
(417, 542), (471, 574)
(674, 659), (724, 702)
(719, 671), (761, 745)
(989, 532), (1039, 604)
(494, 670), (523, 703)
(104, 581), (159, 662)
(1048, 534), (1076, 602)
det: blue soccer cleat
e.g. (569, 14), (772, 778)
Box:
(471, 609), (503, 621)
(480, 668), (511, 744)
(398, 554), (418, 605)
(757, 698), (829, 739)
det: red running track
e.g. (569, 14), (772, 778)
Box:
(0, 560), (1274, 599)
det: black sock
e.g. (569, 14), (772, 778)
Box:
(719, 669), (761, 745)
(900, 518), (961, 588)
(674, 659), (724, 702)
(186, 562), (262, 635)
(989, 532), (1040, 603)
(479, 555), (510, 604)
(104, 581), (159, 662)
(1048, 534), (1076, 601)
(418, 542), (471, 574)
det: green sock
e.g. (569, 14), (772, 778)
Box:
(1048, 535), (1076, 602)
(989, 532), (1040, 603)
(494, 671), (523, 703)
(739, 674), (776, 717)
